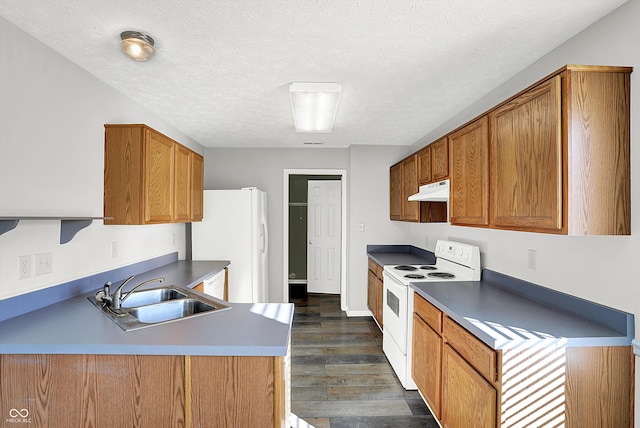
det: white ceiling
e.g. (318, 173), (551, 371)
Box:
(0, 0), (627, 148)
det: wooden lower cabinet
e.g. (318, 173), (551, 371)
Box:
(412, 294), (634, 428)
(0, 353), (289, 428)
(412, 314), (442, 418)
(442, 345), (496, 428)
(367, 258), (383, 329)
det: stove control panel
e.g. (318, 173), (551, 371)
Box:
(435, 240), (480, 268)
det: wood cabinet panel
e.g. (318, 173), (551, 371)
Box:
(412, 314), (442, 418)
(401, 155), (420, 221)
(490, 76), (562, 231)
(367, 258), (383, 330)
(367, 268), (376, 314)
(174, 143), (192, 222)
(389, 163), (402, 220)
(190, 152), (204, 222)
(189, 355), (284, 428)
(442, 345), (497, 428)
(104, 126), (144, 224)
(375, 275), (383, 329)
(418, 146), (432, 185)
(0, 354), (186, 427)
(431, 137), (449, 180)
(449, 116), (489, 226)
(414, 293), (442, 333)
(145, 130), (175, 223)
(443, 316), (496, 383)
(565, 69), (631, 235)
(565, 346), (634, 427)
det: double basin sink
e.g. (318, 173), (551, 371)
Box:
(88, 285), (230, 331)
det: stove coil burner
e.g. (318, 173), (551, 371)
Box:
(394, 265), (417, 271)
(427, 272), (455, 279)
(404, 274), (426, 279)
(419, 265), (437, 271)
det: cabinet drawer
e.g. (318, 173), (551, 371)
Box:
(443, 316), (496, 383)
(368, 259), (383, 278)
(414, 294), (442, 333)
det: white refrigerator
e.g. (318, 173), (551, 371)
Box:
(192, 188), (268, 303)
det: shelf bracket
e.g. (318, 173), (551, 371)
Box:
(0, 219), (19, 236)
(60, 219), (94, 244)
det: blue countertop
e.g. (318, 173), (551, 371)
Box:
(367, 244), (436, 266)
(411, 270), (633, 350)
(0, 258), (293, 357)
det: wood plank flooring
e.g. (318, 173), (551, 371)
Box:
(290, 293), (438, 428)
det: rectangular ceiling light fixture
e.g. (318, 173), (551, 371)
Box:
(289, 82), (341, 133)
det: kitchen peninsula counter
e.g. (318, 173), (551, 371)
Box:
(0, 258), (292, 427)
(0, 258), (293, 356)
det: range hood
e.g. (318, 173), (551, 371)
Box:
(408, 179), (449, 202)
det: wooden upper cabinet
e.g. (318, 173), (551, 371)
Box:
(390, 163), (402, 220)
(449, 116), (489, 226)
(431, 138), (449, 181)
(490, 76), (562, 232)
(173, 143), (192, 222)
(418, 146), (432, 185)
(105, 124), (204, 225)
(489, 66), (631, 235)
(401, 155), (420, 221)
(191, 152), (204, 222)
(564, 66), (631, 235)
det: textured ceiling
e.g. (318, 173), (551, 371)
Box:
(0, 0), (627, 148)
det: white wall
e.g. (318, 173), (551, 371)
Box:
(347, 145), (412, 311)
(404, 0), (640, 422)
(203, 147), (350, 303)
(0, 17), (202, 299)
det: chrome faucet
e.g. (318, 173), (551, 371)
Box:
(100, 275), (165, 310)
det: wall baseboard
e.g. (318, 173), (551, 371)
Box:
(345, 309), (373, 317)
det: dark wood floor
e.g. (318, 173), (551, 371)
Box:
(290, 292), (438, 428)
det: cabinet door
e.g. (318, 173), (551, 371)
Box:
(490, 76), (562, 231)
(401, 155), (420, 221)
(412, 314), (442, 418)
(375, 275), (383, 328)
(173, 144), (192, 222)
(367, 269), (376, 315)
(449, 117), (489, 226)
(144, 130), (175, 223)
(442, 345), (496, 428)
(431, 137), (449, 180)
(418, 146), (432, 185)
(191, 152), (204, 221)
(390, 163), (402, 220)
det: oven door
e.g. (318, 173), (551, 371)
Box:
(382, 271), (408, 354)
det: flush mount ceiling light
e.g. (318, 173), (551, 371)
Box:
(120, 31), (156, 62)
(289, 83), (341, 133)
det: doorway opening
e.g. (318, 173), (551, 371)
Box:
(283, 169), (347, 308)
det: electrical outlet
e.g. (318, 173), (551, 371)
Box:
(358, 223), (365, 232)
(172, 233), (176, 245)
(35, 252), (52, 275)
(111, 242), (118, 258)
(527, 249), (537, 270)
(19, 255), (32, 279)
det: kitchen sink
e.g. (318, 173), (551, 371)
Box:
(120, 287), (188, 308)
(129, 299), (216, 323)
(88, 285), (230, 331)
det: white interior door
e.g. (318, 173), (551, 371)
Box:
(307, 180), (342, 294)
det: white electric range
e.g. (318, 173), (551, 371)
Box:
(382, 240), (481, 389)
